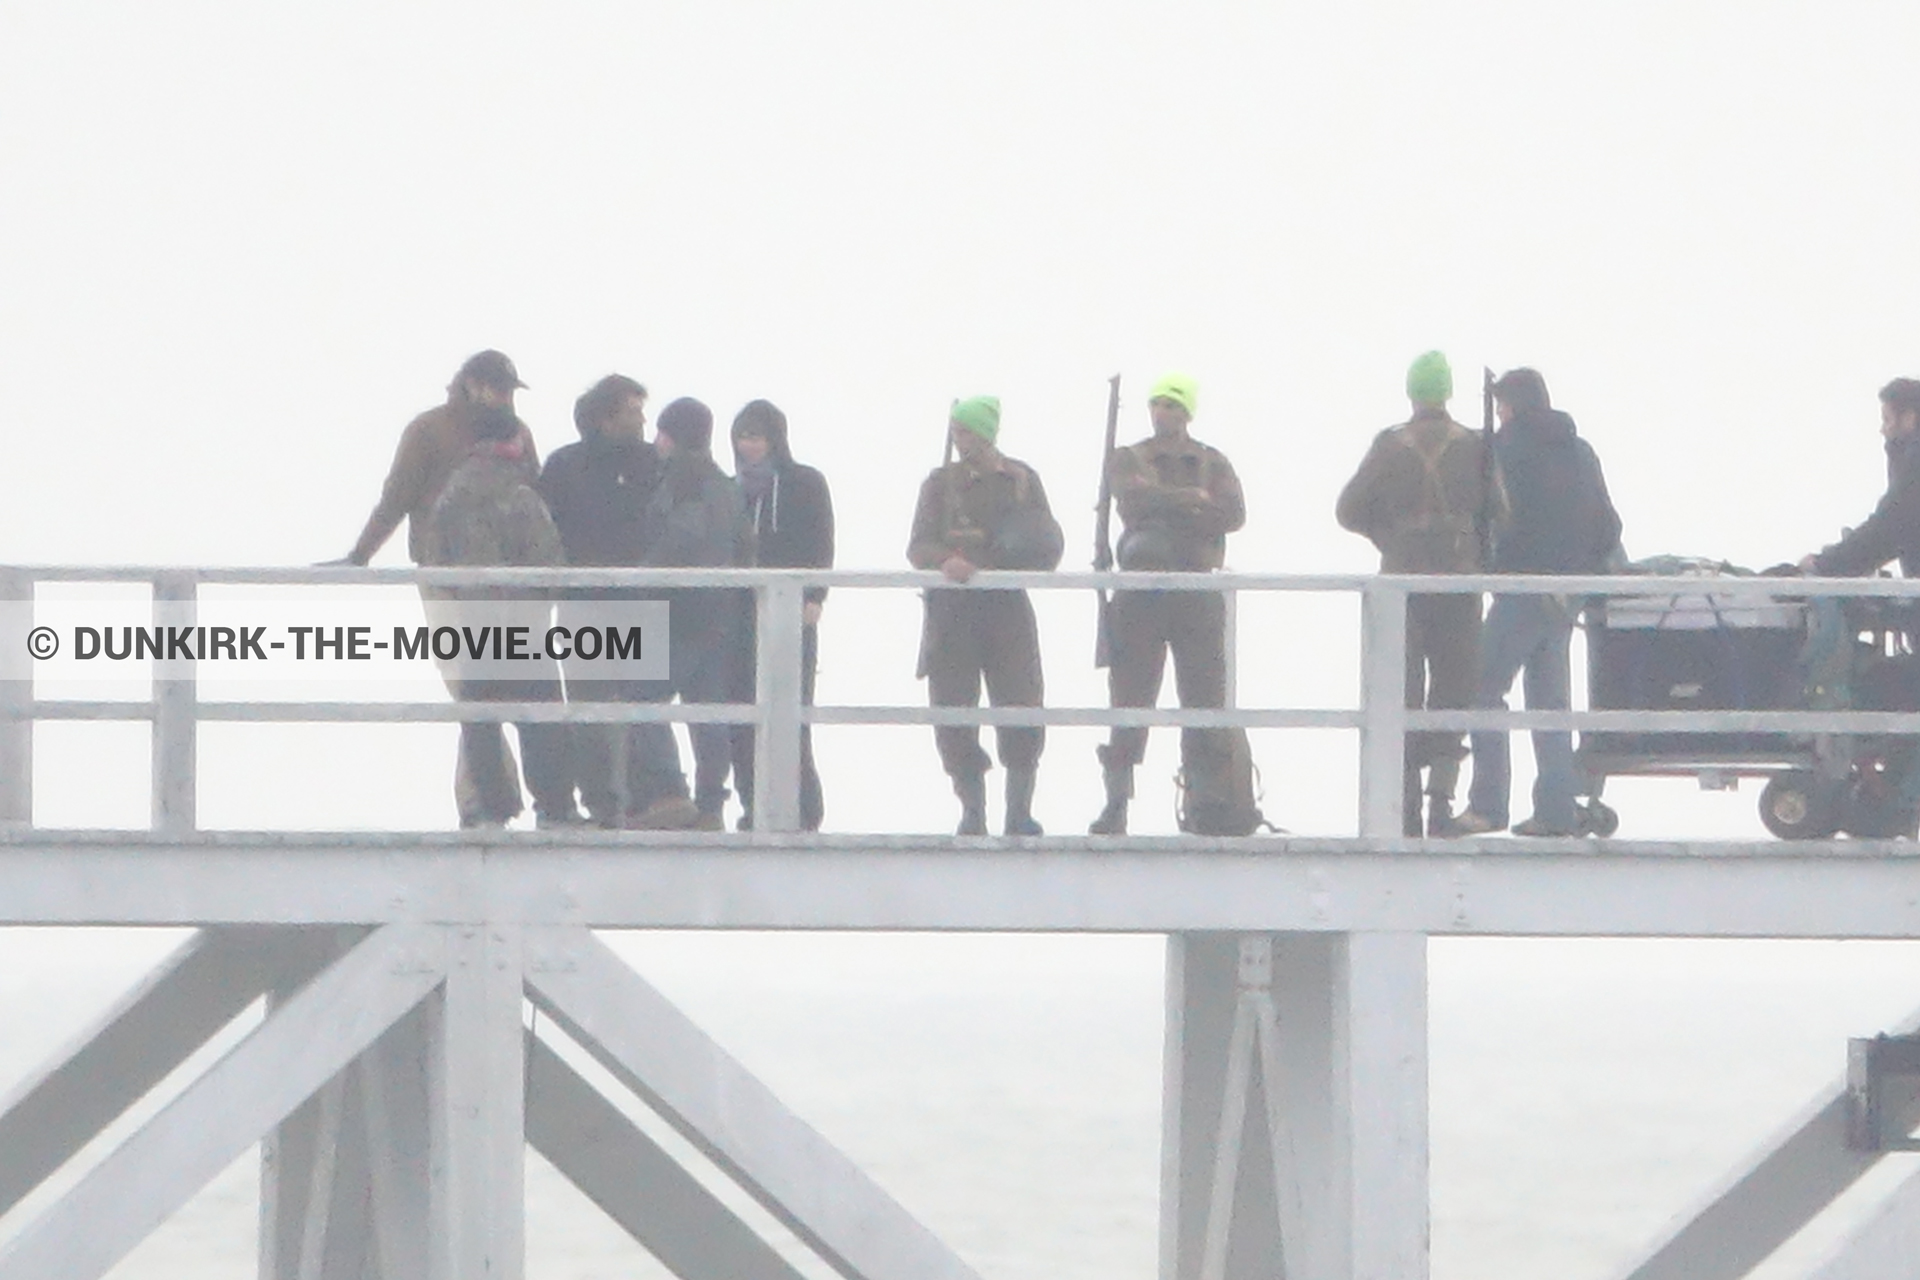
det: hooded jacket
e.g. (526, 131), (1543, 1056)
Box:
(1812, 432), (1920, 577)
(1490, 407), (1622, 575)
(732, 405), (835, 605)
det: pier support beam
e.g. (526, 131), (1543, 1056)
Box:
(1160, 932), (1429, 1280)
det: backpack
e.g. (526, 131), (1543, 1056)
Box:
(1174, 727), (1278, 837)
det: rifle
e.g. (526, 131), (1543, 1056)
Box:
(913, 411), (958, 680)
(1478, 366), (1496, 571)
(1092, 374), (1122, 668)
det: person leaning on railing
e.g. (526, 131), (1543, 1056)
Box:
(344, 350), (540, 568)
(1791, 376), (1920, 832)
(907, 396), (1064, 836)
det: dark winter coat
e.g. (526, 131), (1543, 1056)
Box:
(537, 433), (661, 568)
(643, 452), (751, 569)
(1812, 433), (1920, 578)
(1490, 408), (1622, 575)
(732, 415), (835, 605)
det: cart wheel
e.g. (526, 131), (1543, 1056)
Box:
(1759, 772), (1841, 840)
(1841, 775), (1918, 840)
(1580, 800), (1620, 838)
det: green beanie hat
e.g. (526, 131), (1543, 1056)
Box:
(1148, 373), (1198, 418)
(1406, 351), (1453, 405)
(950, 395), (1001, 444)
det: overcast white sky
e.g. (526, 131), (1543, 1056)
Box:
(4, 0), (1919, 836)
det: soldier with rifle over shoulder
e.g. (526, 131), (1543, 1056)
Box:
(907, 397), (1064, 836)
(1088, 374), (1246, 835)
(1336, 352), (1506, 837)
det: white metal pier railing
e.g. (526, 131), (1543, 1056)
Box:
(4, 564), (1920, 838)
(6, 566), (1920, 1280)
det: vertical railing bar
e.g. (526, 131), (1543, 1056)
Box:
(1357, 579), (1408, 840)
(0, 567), (33, 828)
(752, 577), (804, 833)
(152, 571), (197, 834)
(1221, 586), (1238, 711)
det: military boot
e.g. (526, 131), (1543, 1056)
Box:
(1005, 765), (1043, 836)
(1088, 763), (1132, 836)
(953, 771), (988, 836)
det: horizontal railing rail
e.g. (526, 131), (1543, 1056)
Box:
(3, 565), (1917, 837)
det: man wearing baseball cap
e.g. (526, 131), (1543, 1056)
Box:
(345, 349), (539, 566)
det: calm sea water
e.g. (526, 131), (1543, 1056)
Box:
(4, 930), (1920, 1279)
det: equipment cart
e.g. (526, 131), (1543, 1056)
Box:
(1575, 583), (1917, 840)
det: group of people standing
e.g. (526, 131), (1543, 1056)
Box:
(342, 346), (1920, 841)
(1337, 353), (1622, 838)
(345, 351), (832, 832)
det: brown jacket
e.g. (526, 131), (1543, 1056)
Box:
(1336, 408), (1506, 574)
(1110, 433), (1245, 571)
(350, 400), (540, 565)
(907, 452), (1061, 572)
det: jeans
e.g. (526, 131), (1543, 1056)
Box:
(1468, 594), (1580, 830)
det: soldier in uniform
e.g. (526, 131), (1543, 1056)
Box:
(1089, 374), (1246, 835)
(1337, 351), (1505, 837)
(907, 396), (1064, 835)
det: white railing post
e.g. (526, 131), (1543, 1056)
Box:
(752, 576), (806, 833)
(1357, 579), (1408, 839)
(1222, 586), (1238, 710)
(151, 571), (196, 834)
(0, 568), (33, 827)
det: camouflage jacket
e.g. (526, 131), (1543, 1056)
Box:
(421, 444), (564, 594)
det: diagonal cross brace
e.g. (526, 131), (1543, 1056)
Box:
(524, 926), (982, 1280)
(1616, 1002), (1920, 1280)
(527, 1031), (808, 1280)
(0, 923), (445, 1280)
(0, 925), (340, 1218)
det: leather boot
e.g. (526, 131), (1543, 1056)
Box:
(1089, 765), (1132, 835)
(1005, 765), (1043, 836)
(953, 771), (988, 836)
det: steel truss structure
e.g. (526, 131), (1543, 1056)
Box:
(2, 566), (1920, 1280)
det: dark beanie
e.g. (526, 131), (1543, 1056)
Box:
(657, 397), (714, 453)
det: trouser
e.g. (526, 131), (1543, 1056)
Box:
(453, 673), (573, 826)
(561, 666), (685, 824)
(1403, 592), (1482, 831)
(924, 590), (1044, 778)
(644, 589), (742, 815)
(728, 617), (824, 830)
(1102, 588), (1227, 771)
(1468, 594), (1580, 830)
